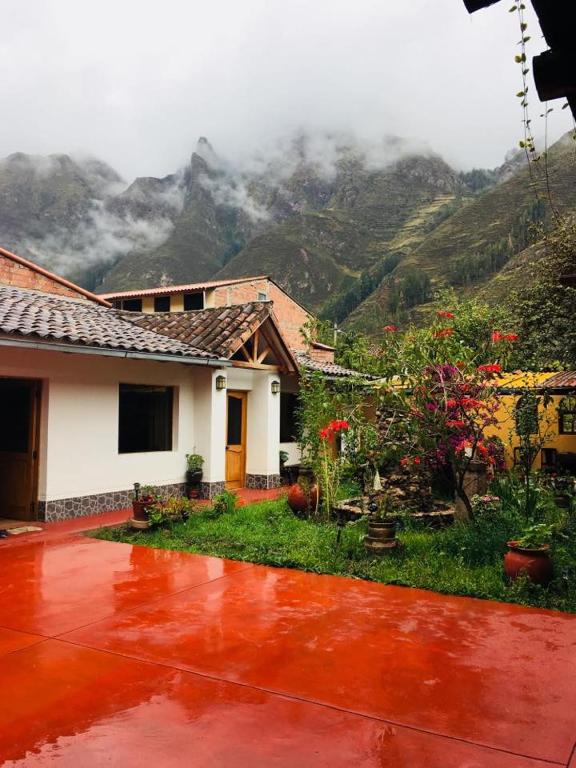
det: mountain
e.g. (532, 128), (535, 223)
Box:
(344, 132), (576, 333)
(1, 130), (574, 332)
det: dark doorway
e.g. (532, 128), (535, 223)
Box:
(0, 379), (41, 521)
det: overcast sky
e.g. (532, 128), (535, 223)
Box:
(1, 0), (571, 181)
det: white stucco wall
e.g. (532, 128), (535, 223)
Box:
(1, 346), (291, 503)
(245, 371), (281, 477)
(0, 346), (224, 501)
(280, 442), (301, 466)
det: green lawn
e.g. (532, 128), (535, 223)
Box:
(91, 497), (576, 613)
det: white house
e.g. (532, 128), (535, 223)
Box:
(0, 247), (306, 523)
(0, 247), (366, 525)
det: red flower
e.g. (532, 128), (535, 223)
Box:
(400, 457), (409, 467)
(413, 456), (421, 465)
(434, 328), (454, 338)
(383, 325), (398, 332)
(446, 419), (466, 429)
(460, 396), (483, 410)
(436, 311), (455, 319)
(478, 363), (502, 374)
(319, 427), (332, 441)
(492, 331), (518, 342)
(445, 398), (458, 409)
(476, 443), (489, 458)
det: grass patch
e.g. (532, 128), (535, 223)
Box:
(91, 498), (576, 613)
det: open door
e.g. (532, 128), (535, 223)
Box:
(226, 391), (247, 490)
(0, 379), (41, 521)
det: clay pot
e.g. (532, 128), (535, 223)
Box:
(364, 519), (398, 554)
(504, 541), (553, 586)
(287, 482), (319, 517)
(132, 497), (153, 522)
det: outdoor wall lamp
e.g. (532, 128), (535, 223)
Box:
(215, 375), (227, 391)
(271, 380), (280, 395)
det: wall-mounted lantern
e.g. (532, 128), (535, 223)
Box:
(215, 375), (227, 391)
(271, 380), (280, 395)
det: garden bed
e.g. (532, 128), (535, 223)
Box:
(90, 497), (576, 613)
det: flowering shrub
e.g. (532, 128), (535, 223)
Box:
(376, 310), (517, 518)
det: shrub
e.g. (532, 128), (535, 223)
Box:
(210, 490), (239, 518)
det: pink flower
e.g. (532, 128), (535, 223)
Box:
(436, 311), (455, 319)
(383, 325), (398, 332)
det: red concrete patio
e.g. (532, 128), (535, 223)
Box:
(1, 521), (576, 767)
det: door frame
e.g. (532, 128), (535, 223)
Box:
(225, 390), (247, 489)
(0, 377), (42, 521)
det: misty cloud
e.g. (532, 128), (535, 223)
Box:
(1, 0), (572, 183)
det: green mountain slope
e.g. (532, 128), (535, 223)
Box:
(345, 132), (576, 334)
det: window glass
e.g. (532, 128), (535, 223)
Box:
(257, 291), (268, 302)
(119, 384), (174, 453)
(122, 298), (142, 312)
(559, 396), (576, 435)
(227, 396), (243, 445)
(280, 392), (298, 443)
(154, 296), (171, 312)
(184, 293), (204, 310)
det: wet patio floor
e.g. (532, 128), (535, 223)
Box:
(1, 511), (576, 766)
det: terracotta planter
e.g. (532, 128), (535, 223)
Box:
(504, 541), (553, 586)
(364, 519), (398, 554)
(132, 498), (153, 522)
(287, 481), (319, 517)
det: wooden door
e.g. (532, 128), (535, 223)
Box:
(0, 379), (41, 521)
(226, 391), (247, 489)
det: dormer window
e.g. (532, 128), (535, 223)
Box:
(122, 298), (142, 312)
(257, 291), (268, 302)
(154, 296), (171, 312)
(184, 292), (204, 310)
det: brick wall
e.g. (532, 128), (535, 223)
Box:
(0, 253), (88, 300)
(212, 279), (311, 351)
(308, 345), (335, 363)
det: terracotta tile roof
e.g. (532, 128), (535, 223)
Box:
(127, 303), (273, 358)
(544, 371), (576, 389)
(99, 276), (269, 300)
(0, 285), (220, 360)
(295, 352), (374, 379)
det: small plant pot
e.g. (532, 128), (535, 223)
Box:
(504, 541), (553, 586)
(132, 498), (153, 522)
(364, 519), (398, 554)
(186, 469), (203, 485)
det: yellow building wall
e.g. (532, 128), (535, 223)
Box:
(487, 372), (576, 469)
(141, 293), (186, 314)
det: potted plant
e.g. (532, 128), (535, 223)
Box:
(185, 453), (204, 484)
(131, 484), (157, 529)
(364, 493), (398, 554)
(287, 466), (319, 517)
(504, 522), (554, 586)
